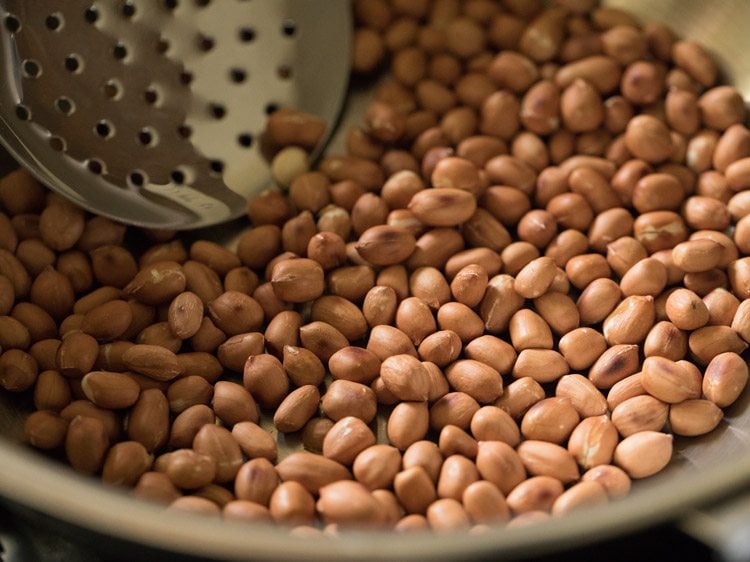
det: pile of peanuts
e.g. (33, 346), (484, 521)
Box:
(3, 0), (750, 534)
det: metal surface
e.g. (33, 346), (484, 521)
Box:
(3, 0), (750, 560)
(0, 0), (350, 229)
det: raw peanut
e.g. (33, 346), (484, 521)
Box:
(408, 228), (466, 271)
(699, 86), (746, 131)
(462, 480), (510, 524)
(189, 240), (240, 277)
(644, 321), (688, 360)
(464, 335), (516, 375)
(521, 397), (580, 444)
(614, 431), (673, 479)
(380, 354), (430, 402)
(566, 254), (612, 290)
(670, 399), (723, 436)
(217, 332), (264, 372)
(310, 295), (367, 341)
(301, 417), (333, 454)
(619, 258), (667, 297)
(80, 371), (140, 410)
(124, 261), (186, 306)
(439, 425), (478, 459)
(123, 344), (182, 382)
(395, 297), (436, 345)
(641, 356), (701, 403)
(583, 466), (633, 504)
(729, 258), (750, 299)
(315, 480), (380, 528)
(128, 388), (169, 452)
(234, 458), (278, 506)
(270, 259), (325, 303)
(402, 440), (443, 484)
(162, 449), (217, 489)
(30, 267), (74, 321)
(558, 328), (607, 371)
(231, 421), (277, 461)
(672, 239), (723, 273)
(29, 339), (62, 372)
(435, 454), (479, 505)
(321, 380), (377, 423)
(468, 406), (519, 446)
(60, 400), (120, 442)
(588, 344), (640, 389)
(299, 321), (349, 362)
(556, 55), (621, 94)
(611, 395), (668, 437)
(665, 288), (709, 330)
(329, 346), (381, 385)
(509, 309), (553, 350)
(274, 385), (320, 433)
(426, 498), (471, 532)
(169, 496), (221, 516)
(269, 481), (315, 525)
(607, 373), (646, 410)
(0, 249), (30, 298)
(634, 210), (688, 253)
(192, 424), (243, 484)
(394, 466), (437, 515)
(264, 310), (302, 358)
(363, 286), (398, 328)
(65, 415), (109, 474)
(283, 345), (326, 387)
(577, 278), (622, 325)
(133, 472), (181, 504)
(513, 257), (557, 299)
(418, 330), (462, 367)
(512, 349), (569, 383)
(352, 444), (401, 491)
(552, 481), (608, 516)
(276, 452), (352, 495)
(545, 230), (589, 268)
(38, 198), (85, 251)
(517, 440), (579, 483)
(222, 500), (271, 522)
(606, 237), (648, 278)
(102, 441), (152, 487)
(561, 79), (604, 132)
(445, 360), (502, 404)
(732, 299), (750, 343)
(603, 295), (655, 345)
(242, 355), (289, 410)
(588, 207), (634, 253)
(568, 416), (618, 469)
(0, 349), (38, 391)
(429, 391), (480, 432)
(494, 377), (545, 420)
(24, 410), (68, 450)
(479, 274), (524, 333)
(167, 292), (203, 340)
(367, 325), (416, 361)
(33, 369), (71, 411)
(355, 225), (416, 266)
(430, 156), (486, 195)
(409, 267), (450, 310)
(408, 188), (477, 226)
(689, 325), (748, 365)
(79, 299), (133, 342)
(212, 381), (258, 426)
(516, 209), (557, 249)
(533, 292), (580, 336)
(507, 476), (564, 514)
(0, 315), (30, 350)
(388, 401), (429, 451)
(449, 264), (488, 307)
(207, 291), (263, 336)
(182, 261), (223, 305)
(167, 376), (213, 414)
(555, 374), (608, 418)
(703, 352), (748, 407)
(89, 246), (137, 289)
(704, 288), (740, 327)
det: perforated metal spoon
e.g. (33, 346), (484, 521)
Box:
(0, 0), (351, 229)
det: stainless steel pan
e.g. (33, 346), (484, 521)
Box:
(2, 1), (750, 560)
